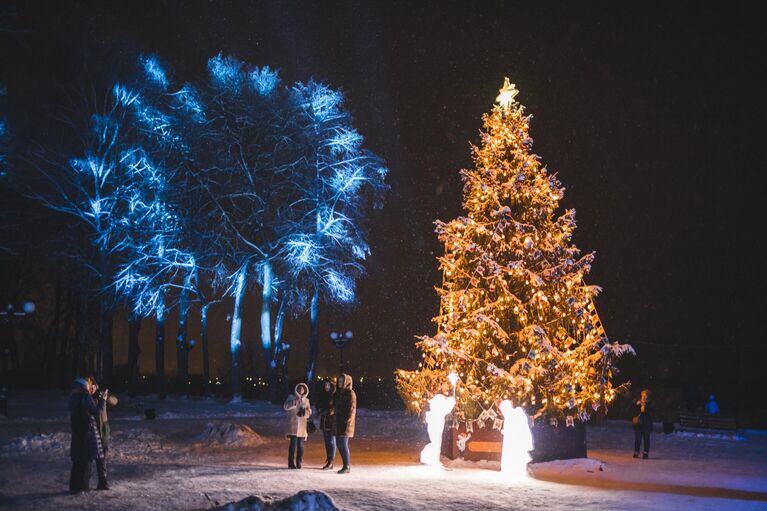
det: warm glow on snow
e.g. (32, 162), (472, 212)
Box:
(420, 394), (455, 466)
(499, 400), (533, 480)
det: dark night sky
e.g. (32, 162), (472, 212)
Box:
(2, 2), (765, 392)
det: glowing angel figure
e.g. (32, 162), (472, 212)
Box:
(420, 394), (455, 466)
(499, 400), (534, 480)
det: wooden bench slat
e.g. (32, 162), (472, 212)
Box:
(677, 413), (737, 431)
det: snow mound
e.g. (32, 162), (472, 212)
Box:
(529, 457), (605, 475)
(113, 429), (163, 443)
(214, 490), (339, 511)
(674, 431), (745, 441)
(196, 422), (265, 447)
(1, 432), (68, 453)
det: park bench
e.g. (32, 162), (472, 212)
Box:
(677, 412), (738, 433)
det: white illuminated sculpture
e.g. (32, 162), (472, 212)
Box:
(499, 400), (534, 480)
(420, 394), (456, 466)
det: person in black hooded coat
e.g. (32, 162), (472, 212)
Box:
(316, 380), (336, 469)
(68, 378), (106, 493)
(87, 376), (114, 489)
(633, 389), (654, 459)
(334, 373), (356, 474)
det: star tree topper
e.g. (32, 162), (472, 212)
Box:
(495, 77), (519, 110)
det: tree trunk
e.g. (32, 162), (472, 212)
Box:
(73, 295), (87, 378)
(259, 261), (273, 381)
(268, 296), (286, 400)
(99, 308), (114, 385)
(305, 283), (320, 382)
(201, 303), (211, 397)
(176, 269), (193, 396)
(229, 263), (248, 400)
(155, 296), (166, 399)
(58, 294), (75, 386)
(45, 258), (64, 387)
(98, 253), (114, 386)
(127, 312), (142, 396)
(281, 344), (291, 396)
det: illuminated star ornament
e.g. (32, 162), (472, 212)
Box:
(495, 77), (519, 110)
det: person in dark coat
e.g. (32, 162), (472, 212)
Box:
(705, 394), (720, 415)
(633, 389), (653, 459)
(88, 376), (116, 489)
(334, 373), (356, 474)
(68, 378), (106, 493)
(316, 380), (337, 469)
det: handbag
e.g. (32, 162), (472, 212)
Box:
(307, 418), (317, 434)
(632, 415), (640, 426)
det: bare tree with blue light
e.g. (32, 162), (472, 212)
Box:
(286, 81), (388, 382)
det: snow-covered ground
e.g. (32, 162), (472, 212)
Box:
(1, 391), (766, 510)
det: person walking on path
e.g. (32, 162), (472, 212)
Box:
(317, 380), (337, 469)
(88, 376), (118, 489)
(68, 377), (106, 493)
(705, 394), (720, 415)
(334, 373), (356, 474)
(283, 382), (311, 469)
(633, 389), (654, 459)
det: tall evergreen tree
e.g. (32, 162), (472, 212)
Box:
(398, 79), (632, 426)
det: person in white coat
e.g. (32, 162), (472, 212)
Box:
(283, 383), (312, 469)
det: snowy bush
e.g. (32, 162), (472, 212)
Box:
(195, 422), (265, 448)
(214, 491), (340, 511)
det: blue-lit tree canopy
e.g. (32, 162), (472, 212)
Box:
(25, 79), (146, 384)
(20, 52), (387, 397)
(286, 81), (388, 382)
(109, 55), (206, 397)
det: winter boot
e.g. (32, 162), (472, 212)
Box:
(96, 458), (109, 490)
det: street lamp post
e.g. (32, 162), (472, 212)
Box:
(0, 301), (36, 375)
(0, 301), (35, 417)
(330, 330), (353, 373)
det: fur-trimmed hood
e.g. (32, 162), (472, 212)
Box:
(337, 373), (353, 391)
(294, 382), (309, 397)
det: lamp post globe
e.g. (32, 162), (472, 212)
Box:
(330, 329), (353, 372)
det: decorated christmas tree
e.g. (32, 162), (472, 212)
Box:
(397, 78), (633, 428)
